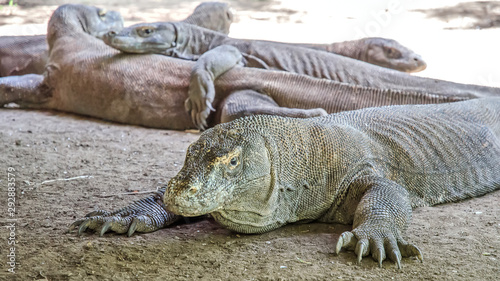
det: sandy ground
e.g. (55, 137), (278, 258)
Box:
(0, 0), (499, 280)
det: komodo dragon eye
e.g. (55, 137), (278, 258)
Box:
(221, 147), (242, 173)
(230, 157), (238, 166)
(139, 28), (155, 37)
(98, 9), (107, 18)
(383, 46), (402, 59)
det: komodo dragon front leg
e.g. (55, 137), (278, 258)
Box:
(334, 176), (422, 268)
(184, 44), (327, 128)
(70, 187), (179, 236)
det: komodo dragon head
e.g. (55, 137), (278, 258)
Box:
(47, 4), (124, 49)
(362, 37), (427, 73)
(164, 120), (290, 234)
(102, 2), (235, 57)
(102, 22), (180, 56)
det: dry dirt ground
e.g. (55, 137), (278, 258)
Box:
(1, 0), (500, 280)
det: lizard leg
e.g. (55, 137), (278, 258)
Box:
(69, 187), (180, 237)
(0, 74), (46, 106)
(184, 45), (243, 130)
(336, 176), (423, 269)
(219, 90), (327, 123)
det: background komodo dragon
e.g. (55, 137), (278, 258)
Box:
(297, 37), (427, 73)
(103, 21), (500, 128)
(105, 21), (427, 73)
(0, 1), (234, 77)
(70, 98), (500, 269)
(0, 4), (497, 131)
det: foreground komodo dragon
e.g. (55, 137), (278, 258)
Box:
(71, 98), (500, 269)
(104, 21), (500, 128)
(0, 4), (497, 131)
(0, 2), (233, 77)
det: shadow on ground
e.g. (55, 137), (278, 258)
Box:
(414, 1), (500, 29)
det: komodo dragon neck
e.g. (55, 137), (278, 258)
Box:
(329, 40), (365, 62)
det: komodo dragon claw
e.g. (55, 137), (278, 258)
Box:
(335, 230), (423, 269)
(69, 189), (180, 236)
(185, 68), (216, 130)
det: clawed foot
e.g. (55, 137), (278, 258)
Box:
(69, 190), (180, 236)
(185, 69), (216, 130)
(335, 229), (423, 269)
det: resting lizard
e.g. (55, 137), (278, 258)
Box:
(297, 37), (427, 73)
(71, 98), (500, 269)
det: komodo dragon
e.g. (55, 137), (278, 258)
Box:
(296, 37), (427, 73)
(0, 4), (497, 131)
(103, 21), (500, 128)
(105, 23), (425, 73)
(0, 2), (234, 77)
(70, 98), (500, 269)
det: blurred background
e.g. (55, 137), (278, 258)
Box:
(1, 0), (499, 86)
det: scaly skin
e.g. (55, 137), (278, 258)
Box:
(103, 21), (500, 128)
(0, 2), (233, 77)
(72, 98), (500, 269)
(296, 37), (427, 73)
(0, 35), (48, 77)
